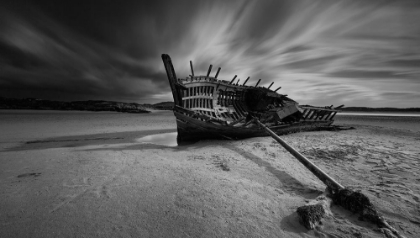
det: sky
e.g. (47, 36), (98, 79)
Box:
(0, 0), (419, 107)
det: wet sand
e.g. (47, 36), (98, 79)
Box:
(0, 110), (419, 237)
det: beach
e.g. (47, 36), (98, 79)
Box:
(0, 110), (419, 237)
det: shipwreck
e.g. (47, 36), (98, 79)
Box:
(162, 54), (343, 142)
(160, 54), (405, 237)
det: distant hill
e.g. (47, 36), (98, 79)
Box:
(0, 97), (150, 113)
(140, 101), (174, 110)
(152, 101), (174, 110)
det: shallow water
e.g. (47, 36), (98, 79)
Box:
(339, 112), (420, 117)
(136, 132), (178, 147)
(335, 114), (420, 132)
(0, 110), (177, 143)
(1, 110), (419, 145)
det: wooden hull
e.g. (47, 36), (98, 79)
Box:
(174, 111), (333, 142)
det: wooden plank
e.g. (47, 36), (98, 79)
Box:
(206, 65), (212, 77)
(323, 112), (332, 120)
(309, 110), (319, 120)
(185, 82), (217, 87)
(266, 92), (285, 98)
(255, 79), (261, 87)
(229, 117), (245, 126)
(301, 109), (308, 119)
(215, 67), (221, 78)
(161, 54), (182, 106)
(190, 60), (194, 77)
(312, 110), (321, 120)
(300, 106), (340, 112)
(304, 110), (313, 119)
(230, 75), (237, 84)
(317, 111), (327, 120)
(179, 107), (214, 113)
(243, 77), (250, 86)
(322, 111), (331, 120)
(328, 112), (337, 120)
(324, 112), (333, 121)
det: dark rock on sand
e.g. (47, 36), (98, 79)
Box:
(296, 203), (326, 230)
(17, 172), (42, 178)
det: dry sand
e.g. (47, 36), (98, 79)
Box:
(0, 110), (419, 237)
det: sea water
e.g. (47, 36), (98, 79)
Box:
(136, 132), (178, 147)
(0, 110), (177, 144)
(1, 110), (419, 149)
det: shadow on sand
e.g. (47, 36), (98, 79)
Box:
(226, 144), (324, 199)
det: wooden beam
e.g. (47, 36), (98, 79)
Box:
(229, 117), (245, 126)
(255, 79), (261, 87)
(162, 54), (182, 106)
(243, 77), (250, 86)
(215, 67), (221, 78)
(268, 82), (274, 89)
(236, 79), (240, 85)
(229, 75), (237, 84)
(300, 106), (340, 112)
(190, 61), (194, 77)
(274, 86), (281, 92)
(254, 118), (345, 191)
(206, 65), (212, 77)
(328, 111), (338, 120)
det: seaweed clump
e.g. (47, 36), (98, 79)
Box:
(296, 203), (326, 230)
(332, 189), (405, 238)
(332, 189), (381, 224)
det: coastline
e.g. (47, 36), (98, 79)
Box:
(0, 111), (419, 237)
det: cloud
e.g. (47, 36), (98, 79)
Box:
(328, 70), (398, 79)
(386, 59), (420, 68)
(281, 55), (343, 71)
(0, 4), (170, 102)
(0, 0), (420, 107)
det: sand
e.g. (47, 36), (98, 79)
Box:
(0, 110), (419, 237)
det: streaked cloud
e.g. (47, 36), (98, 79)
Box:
(0, 0), (419, 107)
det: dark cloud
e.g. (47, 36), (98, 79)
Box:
(386, 59), (420, 68)
(0, 0), (420, 106)
(0, 1), (174, 102)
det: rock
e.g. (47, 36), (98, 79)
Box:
(297, 203), (326, 230)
